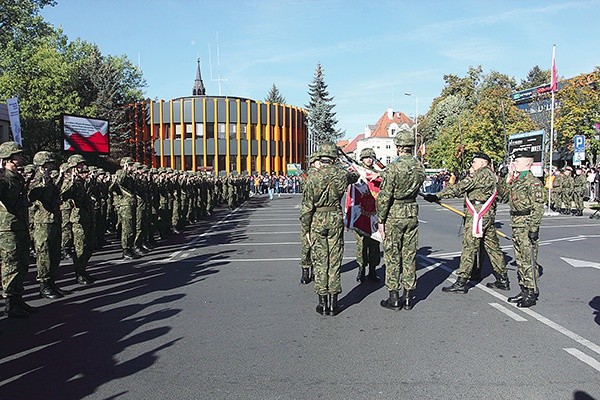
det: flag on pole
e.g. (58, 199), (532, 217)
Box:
(551, 45), (557, 92)
(344, 164), (383, 242)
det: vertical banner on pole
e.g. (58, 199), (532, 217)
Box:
(6, 97), (22, 145)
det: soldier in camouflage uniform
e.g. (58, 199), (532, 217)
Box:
(550, 169), (563, 212)
(110, 157), (139, 260)
(425, 152), (509, 294)
(299, 143), (358, 316)
(62, 154), (96, 284)
(29, 151), (67, 299)
(377, 130), (425, 311)
(299, 153), (320, 285)
(59, 162), (74, 259)
(0, 142), (36, 317)
(497, 150), (544, 308)
(572, 166), (586, 216)
(355, 147), (382, 283)
(560, 166), (574, 214)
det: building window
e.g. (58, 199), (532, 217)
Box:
(206, 124), (214, 139)
(229, 123), (237, 139)
(386, 144), (391, 149)
(386, 156), (391, 164)
(196, 123), (203, 137)
(218, 123), (226, 139)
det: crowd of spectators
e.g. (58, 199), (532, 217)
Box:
(250, 174), (303, 196)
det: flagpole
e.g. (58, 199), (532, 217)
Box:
(545, 44), (558, 216)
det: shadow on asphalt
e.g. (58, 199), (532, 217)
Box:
(0, 202), (252, 400)
(590, 296), (600, 326)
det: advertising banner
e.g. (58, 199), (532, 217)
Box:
(508, 130), (544, 177)
(62, 114), (109, 154)
(6, 97), (22, 145)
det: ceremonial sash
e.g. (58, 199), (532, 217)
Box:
(465, 190), (497, 238)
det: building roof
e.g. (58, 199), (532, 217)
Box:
(369, 109), (413, 138)
(342, 133), (364, 153)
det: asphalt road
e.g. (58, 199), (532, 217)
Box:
(1, 194), (598, 399)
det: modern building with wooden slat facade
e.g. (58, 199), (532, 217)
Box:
(128, 61), (309, 176)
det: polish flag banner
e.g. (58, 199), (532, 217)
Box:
(63, 114), (110, 154)
(344, 164), (383, 242)
(551, 45), (558, 92)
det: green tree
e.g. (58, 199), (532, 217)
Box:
(0, 0), (56, 48)
(555, 68), (600, 163)
(306, 63), (342, 145)
(518, 65), (551, 90)
(264, 83), (286, 104)
(421, 66), (536, 170)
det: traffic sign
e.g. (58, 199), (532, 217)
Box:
(574, 135), (585, 152)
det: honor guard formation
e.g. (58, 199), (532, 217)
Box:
(0, 142), (250, 318)
(300, 128), (553, 316)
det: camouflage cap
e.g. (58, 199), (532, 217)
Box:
(393, 129), (415, 146)
(318, 142), (339, 159)
(360, 147), (377, 160)
(49, 169), (59, 179)
(0, 141), (23, 159)
(67, 154), (86, 167)
(23, 164), (36, 174)
(33, 151), (56, 166)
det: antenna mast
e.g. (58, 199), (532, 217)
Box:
(209, 33), (228, 96)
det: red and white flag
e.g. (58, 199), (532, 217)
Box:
(344, 164), (383, 242)
(551, 45), (558, 92)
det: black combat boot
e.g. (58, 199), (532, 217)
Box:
(380, 290), (402, 310)
(517, 288), (537, 308)
(50, 279), (71, 296)
(403, 289), (414, 310)
(300, 268), (311, 284)
(356, 266), (365, 283)
(329, 294), (340, 316)
(18, 295), (39, 314)
(486, 274), (510, 291)
(40, 281), (62, 299)
(76, 272), (94, 285)
(316, 295), (328, 315)
(123, 248), (140, 260)
(507, 285), (526, 303)
(5, 296), (30, 318)
(470, 268), (482, 282)
(367, 265), (380, 282)
(442, 277), (468, 293)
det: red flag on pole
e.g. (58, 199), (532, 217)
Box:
(551, 45), (557, 92)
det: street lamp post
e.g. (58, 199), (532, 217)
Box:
(404, 92), (419, 157)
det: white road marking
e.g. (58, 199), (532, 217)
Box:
(418, 254), (600, 357)
(489, 303), (527, 321)
(561, 257), (600, 270)
(564, 348), (600, 372)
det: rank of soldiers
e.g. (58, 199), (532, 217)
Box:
(0, 141), (251, 318)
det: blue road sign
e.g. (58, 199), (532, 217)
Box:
(574, 135), (585, 152)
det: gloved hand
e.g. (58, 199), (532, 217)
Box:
(498, 165), (509, 178)
(528, 230), (539, 243)
(423, 194), (440, 203)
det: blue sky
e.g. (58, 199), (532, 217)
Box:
(42, 0), (600, 139)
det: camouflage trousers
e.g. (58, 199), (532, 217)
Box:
(573, 192), (584, 211)
(355, 231), (380, 269)
(310, 212), (344, 295)
(61, 207), (73, 253)
(134, 200), (147, 248)
(383, 216), (418, 291)
(511, 225), (538, 290)
(0, 229), (31, 296)
(72, 222), (93, 275)
(33, 223), (61, 282)
(455, 216), (507, 279)
(118, 204), (135, 250)
(300, 227), (312, 270)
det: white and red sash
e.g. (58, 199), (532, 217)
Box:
(465, 190), (497, 238)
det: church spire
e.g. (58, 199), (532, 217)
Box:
(193, 58), (206, 96)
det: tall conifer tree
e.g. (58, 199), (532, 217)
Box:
(306, 63), (342, 145)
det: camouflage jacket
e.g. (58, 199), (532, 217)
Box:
(299, 164), (358, 232)
(498, 170), (544, 229)
(573, 174), (587, 194)
(28, 173), (61, 225)
(376, 155), (425, 223)
(437, 166), (498, 218)
(0, 168), (29, 232)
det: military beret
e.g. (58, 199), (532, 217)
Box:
(472, 152), (491, 162)
(513, 149), (534, 159)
